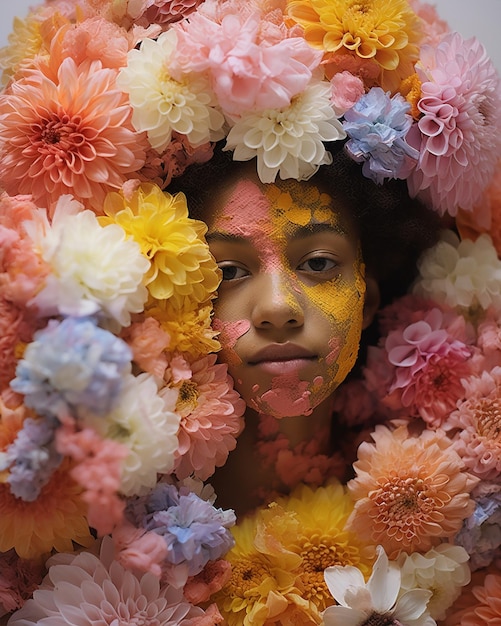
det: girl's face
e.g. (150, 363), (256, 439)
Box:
(205, 172), (370, 418)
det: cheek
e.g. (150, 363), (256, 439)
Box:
(212, 317), (250, 367)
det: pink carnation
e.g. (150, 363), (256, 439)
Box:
(124, 316), (171, 379)
(135, 0), (205, 27)
(184, 559), (232, 604)
(168, 354), (245, 481)
(172, 9), (322, 117)
(383, 307), (472, 426)
(330, 71), (364, 116)
(408, 32), (501, 216)
(0, 58), (147, 214)
(112, 521), (168, 578)
(448, 367), (501, 480)
(409, 0), (450, 46)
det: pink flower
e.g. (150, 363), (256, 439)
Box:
(124, 316), (171, 379)
(172, 9), (322, 117)
(0, 550), (43, 617)
(447, 367), (501, 480)
(0, 57), (147, 214)
(331, 378), (382, 428)
(184, 559), (232, 604)
(112, 521), (168, 578)
(408, 32), (501, 216)
(409, 0), (450, 46)
(383, 307), (472, 426)
(330, 71), (364, 116)
(167, 354), (245, 481)
(135, 0), (205, 27)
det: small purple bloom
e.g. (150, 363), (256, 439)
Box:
(11, 316), (132, 419)
(343, 87), (419, 184)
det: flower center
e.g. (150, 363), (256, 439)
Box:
(475, 398), (501, 440)
(39, 115), (85, 155)
(176, 380), (199, 414)
(227, 557), (271, 598)
(361, 613), (402, 626)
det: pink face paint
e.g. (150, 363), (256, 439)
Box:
(251, 374), (314, 418)
(212, 318), (250, 366)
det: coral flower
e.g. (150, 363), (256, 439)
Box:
(346, 424), (477, 559)
(0, 57), (147, 213)
(286, 0), (422, 91)
(444, 572), (501, 625)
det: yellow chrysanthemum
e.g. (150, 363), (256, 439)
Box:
(100, 183), (221, 306)
(0, 15), (43, 84)
(286, 0), (423, 91)
(0, 457), (93, 560)
(146, 299), (221, 358)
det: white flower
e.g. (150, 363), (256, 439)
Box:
(397, 544), (471, 620)
(323, 545), (436, 626)
(117, 30), (225, 153)
(224, 78), (346, 183)
(24, 195), (149, 326)
(413, 229), (501, 311)
(87, 373), (180, 497)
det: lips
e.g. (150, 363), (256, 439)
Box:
(248, 343), (316, 374)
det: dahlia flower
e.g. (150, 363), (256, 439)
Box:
(408, 32), (501, 215)
(23, 195), (149, 326)
(85, 373), (180, 497)
(324, 545), (434, 626)
(169, 353), (245, 481)
(100, 183), (220, 305)
(346, 424), (477, 558)
(172, 8), (323, 118)
(11, 317), (132, 420)
(286, 0), (423, 91)
(117, 29), (225, 153)
(0, 57), (147, 212)
(413, 230), (501, 311)
(133, 0), (205, 27)
(443, 572), (501, 625)
(225, 79), (345, 183)
(0, 11), (45, 85)
(397, 544), (471, 620)
(7, 536), (215, 626)
(343, 86), (419, 184)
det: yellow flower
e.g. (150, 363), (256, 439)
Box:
(100, 183), (221, 306)
(286, 0), (423, 91)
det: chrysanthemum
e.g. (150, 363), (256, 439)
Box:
(0, 57), (147, 213)
(346, 424), (477, 558)
(397, 544), (471, 620)
(225, 79), (345, 183)
(0, 11), (45, 85)
(7, 536), (215, 626)
(413, 230), (501, 312)
(323, 545), (434, 626)
(447, 368), (501, 480)
(169, 353), (245, 481)
(117, 29), (225, 153)
(100, 183), (220, 305)
(286, 0), (423, 91)
(23, 195), (149, 326)
(0, 457), (93, 560)
(443, 572), (501, 625)
(408, 32), (501, 216)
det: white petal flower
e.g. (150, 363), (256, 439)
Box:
(24, 195), (149, 326)
(86, 373), (180, 497)
(413, 230), (501, 311)
(323, 545), (436, 626)
(397, 544), (471, 620)
(224, 78), (346, 183)
(117, 30), (225, 153)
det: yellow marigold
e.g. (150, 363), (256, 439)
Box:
(100, 183), (221, 306)
(146, 299), (221, 358)
(400, 72), (422, 119)
(286, 0), (423, 91)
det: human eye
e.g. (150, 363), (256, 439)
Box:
(218, 262), (250, 281)
(296, 254), (339, 275)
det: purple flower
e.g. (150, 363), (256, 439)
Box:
(11, 316), (132, 419)
(343, 87), (419, 184)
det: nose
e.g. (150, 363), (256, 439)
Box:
(251, 272), (305, 330)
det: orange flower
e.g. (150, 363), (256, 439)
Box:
(346, 424), (478, 558)
(443, 570), (501, 625)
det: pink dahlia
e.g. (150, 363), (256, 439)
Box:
(447, 367), (501, 480)
(8, 536), (214, 626)
(408, 32), (501, 216)
(384, 307), (472, 426)
(167, 354), (245, 481)
(0, 57), (147, 214)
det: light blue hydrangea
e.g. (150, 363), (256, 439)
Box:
(0, 417), (61, 501)
(128, 483), (235, 578)
(343, 86), (419, 184)
(11, 316), (132, 419)
(455, 489), (501, 570)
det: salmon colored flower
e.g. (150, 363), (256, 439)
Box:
(346, 424), (478, 559)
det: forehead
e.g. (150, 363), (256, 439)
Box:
(205, 171), (357, 240)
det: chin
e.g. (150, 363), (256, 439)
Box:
(246, 383), (332, 419)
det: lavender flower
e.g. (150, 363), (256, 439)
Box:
(11, 316), (132, 419)
(0, 417), (61, 501)
(343, 86), (419, 184)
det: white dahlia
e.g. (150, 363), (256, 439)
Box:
(224, 79), (346, 183)
(117, 29), (225, 153)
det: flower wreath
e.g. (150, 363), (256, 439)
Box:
(0, 0), (501, 625)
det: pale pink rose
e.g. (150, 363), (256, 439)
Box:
(330, 71), (364, 116)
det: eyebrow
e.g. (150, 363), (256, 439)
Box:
(206, 222), (349, 244)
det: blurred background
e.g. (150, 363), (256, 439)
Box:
(0, 0), (500, 70)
